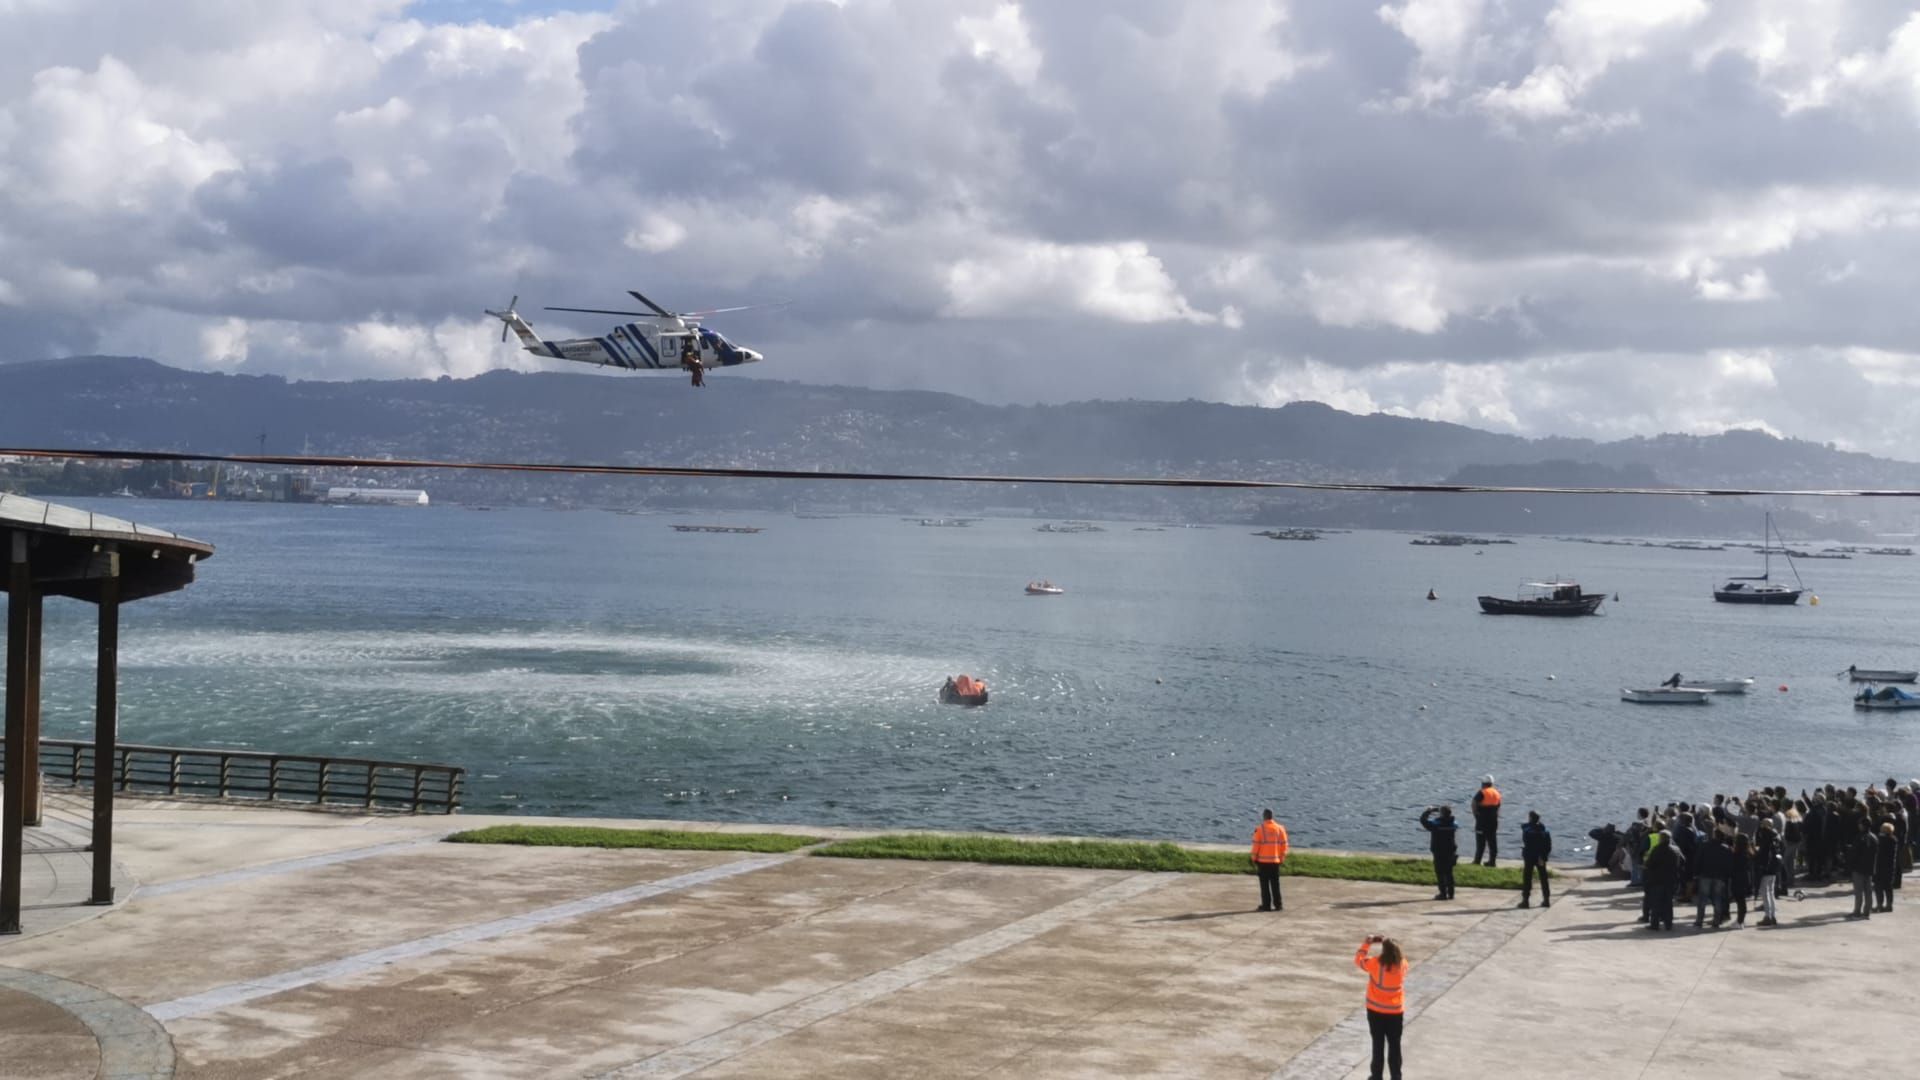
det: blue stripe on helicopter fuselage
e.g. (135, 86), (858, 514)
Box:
(629, 324), (662, 368)
(595, 337), (626, 368)
(604, 329), (636, 368)
(542, 340), (565, 359)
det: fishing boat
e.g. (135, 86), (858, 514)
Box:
(1024, 581), (1065, 595)
(1477, 581), (1606, 616)
(1855, 685), (1920, 709)
(1848, 666), (1919, 683)
(1713, 513), (1805, 604)
(939, 675), (989, 706)
(1621, 688), (1712, 704)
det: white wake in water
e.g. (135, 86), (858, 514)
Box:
(101, 627), (987, 715)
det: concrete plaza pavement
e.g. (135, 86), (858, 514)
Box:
(0, 793), (1913, 1079)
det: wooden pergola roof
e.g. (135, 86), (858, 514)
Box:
(4, 493), (214, 933)
(0, 494), (213, 602)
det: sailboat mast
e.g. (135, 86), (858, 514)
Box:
(1762, 514), (1771, 582)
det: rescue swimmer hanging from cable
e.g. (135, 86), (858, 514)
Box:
(485, 290), (779, 387)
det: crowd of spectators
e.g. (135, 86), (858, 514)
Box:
(1586, 780), (1912, 929)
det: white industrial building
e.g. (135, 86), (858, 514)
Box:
(323, 487), (429, 506)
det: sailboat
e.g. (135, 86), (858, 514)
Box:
(1713, 512), (1805, 605)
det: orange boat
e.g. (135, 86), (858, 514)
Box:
(939, 674), (989, 706)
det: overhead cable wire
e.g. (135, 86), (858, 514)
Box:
(2, 446), (1916, 498)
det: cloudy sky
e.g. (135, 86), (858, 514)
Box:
(7, 0), (1920, 454)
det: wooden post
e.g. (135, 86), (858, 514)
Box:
(22, 592), (42, 827)
(3, 532), (32, 934)
(90, 555), (118, 905)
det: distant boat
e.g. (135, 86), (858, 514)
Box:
(1714, 513), (1804, 605)
(111, 486), (138, 498)
(1855, 685), (1920, 709)
(1677, 677), (1754, 694)
(1024, 581), (1065, 595)
(1478, 581), (1605, 616)
(1622, 688), (1712, 704)
(1848, 666), (1918, 683)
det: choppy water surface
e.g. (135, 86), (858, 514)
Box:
(24, 501), (1920, 853)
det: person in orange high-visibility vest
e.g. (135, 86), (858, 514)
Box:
(1471, 775), (1503, 867)
(1251, 809), (1290, 911)
(1355, 935), (1408, 1080)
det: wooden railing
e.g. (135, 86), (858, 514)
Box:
(4, 738), (463, 814)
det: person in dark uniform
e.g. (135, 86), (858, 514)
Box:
(1419, 805), (1460, 900)
(1518, 810), (1552, 908)
(1251, 809), (1290, 911)
(1471, 776), (1503, 866)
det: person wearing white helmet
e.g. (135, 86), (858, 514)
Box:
(1471, 775), (1503, 867)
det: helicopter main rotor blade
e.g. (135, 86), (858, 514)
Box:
(626, 290), (676, 318)
(543, 306), (661, 317)
(677, 300), (792, 318)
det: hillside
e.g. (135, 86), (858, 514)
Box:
(0, 356), (1909, 535)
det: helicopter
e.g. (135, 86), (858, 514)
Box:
(485, 289), (773, 387)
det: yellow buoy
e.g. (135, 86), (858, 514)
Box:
(1810, 595), (1820, 606)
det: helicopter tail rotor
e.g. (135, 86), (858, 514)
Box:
(485, 296), (540, 349)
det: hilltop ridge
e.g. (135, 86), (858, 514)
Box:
(0, 355), (1906, 535)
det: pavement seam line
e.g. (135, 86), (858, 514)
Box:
(1271, 898), (1550, 1080)
(592, 870), (1175, 1080)
(0, 965), (176, 1079)
(137, 833), (455, 898)
(965, 881), (1289, 1078)
(236, 861), (979, 1077)
(1632, 922), (1733, 1080)
(143, 852), (798, 1022)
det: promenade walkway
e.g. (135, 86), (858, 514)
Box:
(0, 793), (1911, 1078)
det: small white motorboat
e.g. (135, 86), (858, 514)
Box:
(1024, 581), (1065, 595)
(1848, 666), (1918, 683)
(1622, 688), (1712, 704)
(1677, 678), (1754, 694)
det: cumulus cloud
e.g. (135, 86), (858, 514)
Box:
(7, 0), (1920, 456)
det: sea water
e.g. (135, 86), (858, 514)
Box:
(21, 500), (1920, 853)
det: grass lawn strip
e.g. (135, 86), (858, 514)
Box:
(812, 834), (1529, 890)
(446, 824), (822, 854)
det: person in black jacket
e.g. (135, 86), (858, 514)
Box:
(1729, 833), (1754, 926)
(1420, 806), (1461, 900)
(1518, 811), (1552, 908)
(1848, 817), (1877, 918)
(1694, 831), (1733, 929)
(1755, 820), (1784, 927)
(1588, 823), (1619, 869)
(1671, 813), (1700, 903)
(1875, 822), (1899, 912)
(1642, 830), (1682, 930)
